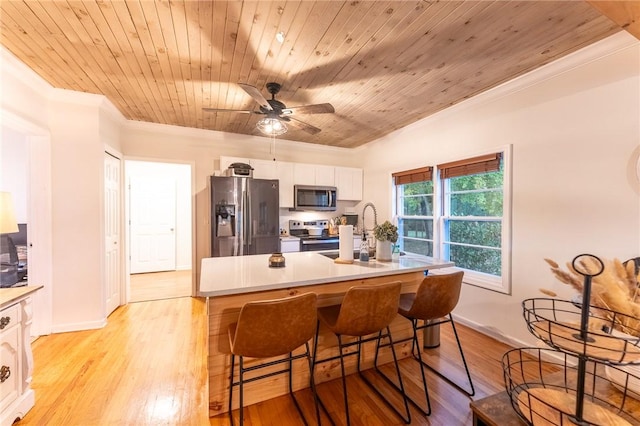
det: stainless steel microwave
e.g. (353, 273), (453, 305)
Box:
(293, 185), (337, 211)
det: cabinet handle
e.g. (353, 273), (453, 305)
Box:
(0, 316), (10, 330)
(0, 366), (10, 383)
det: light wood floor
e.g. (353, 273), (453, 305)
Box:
(19, 296), (529, 425)
(130, 269), (192, 302)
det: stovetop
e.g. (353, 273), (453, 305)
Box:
(289, 219), (338, 241)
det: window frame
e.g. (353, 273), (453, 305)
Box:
(393, 144), (512, 294)
(394, 183), (435, 257)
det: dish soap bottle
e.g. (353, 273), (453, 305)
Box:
(359, 231), (370, 262)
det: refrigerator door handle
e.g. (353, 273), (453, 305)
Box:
(246, 188), (252, 248)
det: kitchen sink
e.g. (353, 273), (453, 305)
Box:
(319, 250), (404, 261)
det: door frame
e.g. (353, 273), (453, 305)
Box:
(1, 110), (53, 336)
(123, 157), (196, 300)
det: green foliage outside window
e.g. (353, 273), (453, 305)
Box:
(444, 167), (504, 276)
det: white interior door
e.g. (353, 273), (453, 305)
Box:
(130, 175), (177, 274)
(104, 152), (121, 315)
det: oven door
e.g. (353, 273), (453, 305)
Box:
(300, 238), (340, 252)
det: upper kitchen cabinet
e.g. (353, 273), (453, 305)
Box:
(250, 159), (277, 180)
(276, 161), (294, 208)
(293, 164), (335, 186)
(335, 166), (363, 201)
(220, 156), (294, 208)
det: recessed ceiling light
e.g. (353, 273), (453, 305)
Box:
(276, 31), (285, 44)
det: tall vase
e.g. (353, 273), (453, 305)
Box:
(376, 240), (392, 262)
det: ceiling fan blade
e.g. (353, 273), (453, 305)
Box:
(281, 103), (335, 115)
(287, 117), (322, 135)
(238, 83), (272, 111)
(202, 108), (258, 114)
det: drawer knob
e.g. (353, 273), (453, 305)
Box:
(0, 316), (10, 330)
(0, 366), (10, 383)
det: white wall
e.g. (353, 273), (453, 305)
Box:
(126, 160), (192, 270)
(359, 32), (640, 346)
(120, 122), (361, 283)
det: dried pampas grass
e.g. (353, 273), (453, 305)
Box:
(546, 256), (640, 337)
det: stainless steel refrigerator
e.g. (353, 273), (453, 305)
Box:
(210, 176), (280, 257)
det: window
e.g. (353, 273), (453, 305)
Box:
(393, 146), (512, 294)
(393, 167), (434, 257)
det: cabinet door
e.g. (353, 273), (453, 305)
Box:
(293, 163), (316, 185)
(251, 159), (278, 180)
(335, 167), (363, 201)
(0, 324), (20, 412)
(276, 162), (294, 208)
(315, 165), (335, 186)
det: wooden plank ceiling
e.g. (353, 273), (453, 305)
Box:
(0, 1), (629, 148)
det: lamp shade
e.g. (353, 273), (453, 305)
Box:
(256, 117), (287, 136)
(0, 192), (19, 234)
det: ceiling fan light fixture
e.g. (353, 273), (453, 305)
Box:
(257, 117), (287, 136)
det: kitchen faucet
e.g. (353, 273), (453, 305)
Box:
(361, 202), (378, 237)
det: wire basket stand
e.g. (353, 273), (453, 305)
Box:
(503, 254), (640, 425)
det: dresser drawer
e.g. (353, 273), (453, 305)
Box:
(0, 323), (20, 412)
(0, 303), (20, 335)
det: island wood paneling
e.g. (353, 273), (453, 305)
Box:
(206, 271), (424, 417)
(0, 1), (622, 148)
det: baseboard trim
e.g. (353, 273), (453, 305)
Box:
(51, 318), (107, 334)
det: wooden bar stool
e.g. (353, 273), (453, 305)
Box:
(312, 281), (411, 425)
(390, 271), (475, 415)
(228, 292), (320, 426)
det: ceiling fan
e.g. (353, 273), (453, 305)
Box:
(203, 82), (335, 136)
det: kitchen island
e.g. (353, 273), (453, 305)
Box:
(199, 251), (454, 416)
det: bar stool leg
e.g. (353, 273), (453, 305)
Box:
(409, 319), (432, 415)
(229, 354), (236, 425)
(337, 334), (352, 426)
(367, 328), (411, 423)
(239, 356), (245, 426)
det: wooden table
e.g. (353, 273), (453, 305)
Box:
(470, 391), (525, 426)
(199, 252), (454, 417)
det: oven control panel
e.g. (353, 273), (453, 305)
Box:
(289, 220), (329, 230)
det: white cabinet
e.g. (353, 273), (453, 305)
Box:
(251, 159), (278, 180)
(0, 287), (40, 425)
(293, 164), (335, 186)
(276, 162), (294, 208)
(335, 166), (363, 201)
(0, 304), (20, 415)
(220, 156), (361, 204)
(280, 237), (300, 253)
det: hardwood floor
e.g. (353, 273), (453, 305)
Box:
(130, 269), (192, 302)
(19, 296), (526, 425)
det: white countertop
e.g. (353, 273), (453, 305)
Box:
(198, 251), (454, 297)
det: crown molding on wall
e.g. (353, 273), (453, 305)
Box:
(0, 47), (53, 96)
(123, 119), (353, 155)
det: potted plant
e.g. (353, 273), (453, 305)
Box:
(373, 220), (398, 262)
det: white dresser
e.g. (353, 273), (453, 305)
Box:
(0, 286), (42, 426)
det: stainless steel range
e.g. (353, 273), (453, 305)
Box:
(289, 220), (339, 252)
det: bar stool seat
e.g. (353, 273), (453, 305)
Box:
(395, 270), (475, 415)
(228, 292), (320, 425)
(312, 281), (410, 425)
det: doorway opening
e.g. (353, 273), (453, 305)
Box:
(125, 160), (192, 303)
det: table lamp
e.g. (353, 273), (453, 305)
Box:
(0, 191), (19, 234)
